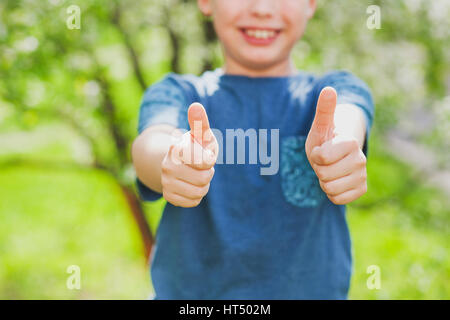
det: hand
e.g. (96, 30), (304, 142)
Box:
(305, 87), (368, 205)
(161, 102), (219, 207)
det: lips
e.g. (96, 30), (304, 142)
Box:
(240, 27), (281, 45)
(244, 29), (277, 39)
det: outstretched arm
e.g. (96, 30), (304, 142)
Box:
(132, 124), (180, 194)
(305, 87), (369, 205)
(132, 103), (218, 207)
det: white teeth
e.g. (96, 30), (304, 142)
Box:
(245, 29), (276, 39)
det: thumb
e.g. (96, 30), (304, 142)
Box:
(188, 102), (211, 147)
(310, 87), (337, 145)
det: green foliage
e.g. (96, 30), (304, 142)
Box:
(347, 134), (450, 299)
(0, 133), (448, 299)
(0, 165), (150, 299)
(0, 0), (449, 299)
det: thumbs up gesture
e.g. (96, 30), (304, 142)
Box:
(305, 87), (368, 205)
(161, 102), (219, 207)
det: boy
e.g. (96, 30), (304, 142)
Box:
(132, 0), (374, 299)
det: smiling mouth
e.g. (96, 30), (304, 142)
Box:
(240, 28), (281, 41)
(242, 28), (279, 39)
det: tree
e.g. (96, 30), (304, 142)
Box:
(0, 0), (217, 260)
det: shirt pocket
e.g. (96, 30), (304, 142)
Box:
(280, 135), (326, 208)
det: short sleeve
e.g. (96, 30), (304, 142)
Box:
(138, 73), (189, 134)
(136, 74), (189, 202)
(315, 71), (375, 157)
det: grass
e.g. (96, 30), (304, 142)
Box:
(0, 133), (448, 299)
(0, 166), (150, 299)
(348, 206), (449, 299)
(347, 134), (450, 299)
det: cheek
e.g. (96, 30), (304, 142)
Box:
(282, 3), (310, 39)
(212, 0), (242, 27)
(212, 20), (234, 51)
(212, 7), (240, 43)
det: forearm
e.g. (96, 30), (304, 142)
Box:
(131, 124), (181, 194)
(334, 104), (367, 150)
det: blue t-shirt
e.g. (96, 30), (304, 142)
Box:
(137, 68), (374, 299)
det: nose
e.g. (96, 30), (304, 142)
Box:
(249, 0), (276, 19)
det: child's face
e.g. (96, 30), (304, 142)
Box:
(198, 0), (316, 75)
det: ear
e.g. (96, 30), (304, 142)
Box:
(306, 0), (317, 19)
(197, 0), (212, 17)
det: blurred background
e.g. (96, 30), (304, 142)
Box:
(0, 0), (449, 299)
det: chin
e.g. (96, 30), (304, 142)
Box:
(241, 54), (285, 71)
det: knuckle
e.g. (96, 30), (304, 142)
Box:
(186, 198), (202, 208)
(162, 191), (176, 205)
(171, 146), (183, 164)
(199, 171), (212, 185)
(328, 195), (338, 204)
(315, 167), (326, 181)
(349, 138), (359, 150)
(361, 155), (367, 166)
(358, 152), (367, 166)
(330, 195), (345, 205)
(182, 201), (194, 208)
(318, 149), (328, 164)
(209, 167), (215, 180)
(184, 202), (196, 208)
(201, 183), (211, 196)
(192, 186), (205, 199)
(161, 162), (170, 174)
(352, 154), (363, 168)
(321, 181), (332, 194)
(362, 182), (368, 194)
(360, 169), (368, 182)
